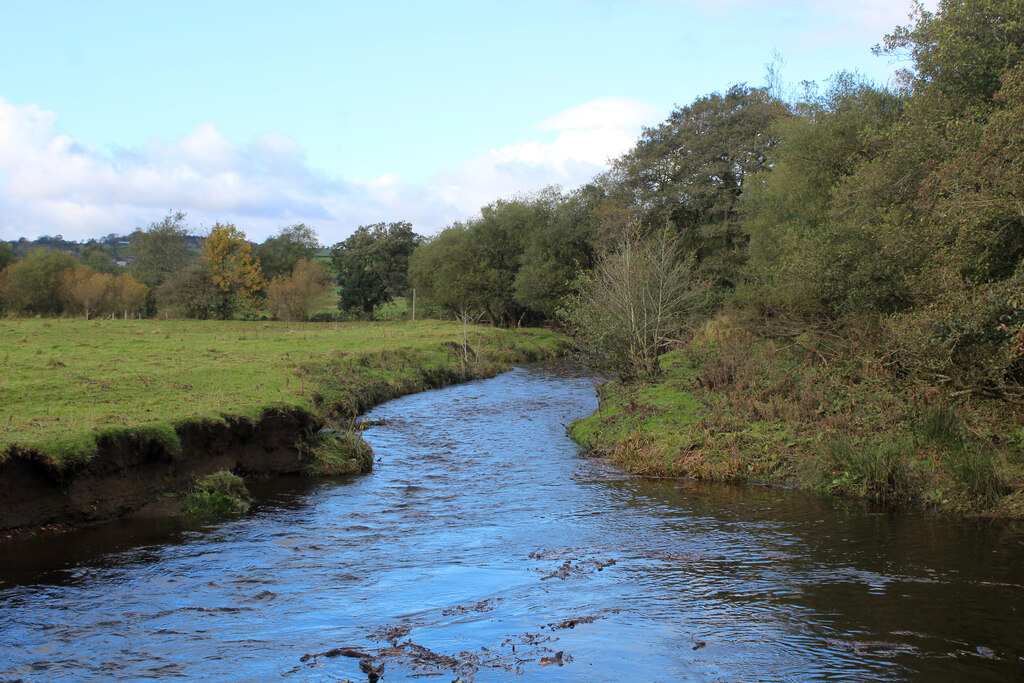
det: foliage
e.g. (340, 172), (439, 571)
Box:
(304, 430), (373, 476)
(606, 84), (789, 288)
(76, 242), (120, 274)
(741, 73), (904, 316)
(267, 259), (332, 322)
(184, 470), (251, 516)
(565, 230), (709, 378)
(0, 242), (13, 272)
(253, 223), (321, 280)
(127, 211), (195, 289)
(201, 223), (267, 319)
(0, 249), (77, 315)
(154, 262), (222, 319)
(331, 221), (422, 316)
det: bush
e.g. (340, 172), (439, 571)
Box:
(184, 470), (251, 516)
(304, 430), (373, 476)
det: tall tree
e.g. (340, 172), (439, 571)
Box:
(201, 223), (267, 319)
(331, 221), (422, 316)
(127, 211), (195, 289)
(253, 223), (321, 280)
(608, 84), (790, 288)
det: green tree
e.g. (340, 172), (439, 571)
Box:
(0, 249), (77, 315)
(513, 186), (598, 318)
(127, 211), (195, 289)
(77, 241), (119, 274)
(331, 221), (422, 316)
(253, 223), (321, 280)
(0, 242), (14, 271)
(154, 262), (222, 319)
(742, 73), (904, 316)
(608, 84), (790, 288)
(201, 223), (267, 319)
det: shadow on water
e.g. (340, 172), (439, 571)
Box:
(1, 363), (1023, 681)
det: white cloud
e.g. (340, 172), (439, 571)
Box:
(0, 95), (660, 242)
(423, 97), (662, 219)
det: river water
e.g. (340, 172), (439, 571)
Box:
(1, 365), (1023, 681)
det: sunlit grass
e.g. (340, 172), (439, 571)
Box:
(0, 318), (564, 461)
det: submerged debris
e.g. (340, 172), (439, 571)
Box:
(443, 597), (504, 616)
(545, 615), (602, 630)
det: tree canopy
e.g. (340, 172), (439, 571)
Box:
(331, 222), (422, 316)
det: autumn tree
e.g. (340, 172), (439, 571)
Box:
(201, 223), (267, 319)
(267, 259), (331, 321)
(107, 273), (148, 318)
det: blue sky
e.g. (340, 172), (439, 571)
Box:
(0, 0), (934, 245)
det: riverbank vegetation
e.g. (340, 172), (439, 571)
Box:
(0, 318), (565, 467)
(3, 1), (1023, 517)
(408, 1), (1023, 516)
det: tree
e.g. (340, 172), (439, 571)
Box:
(253, 223), (321, 280)
(267, 259), (331, 321)
(0, 249), (77, 315)
(565, 230), (709, 378)
(513, 187), (598, 319)
(77, 241), (119, 274)
(0, 242), (14, 271)
(201, 223), (267, 319)
(331, 221), (422, 316)
(875, 0), (1024, 110)
(741, 73), (904, 316)
(608, 84), (790, 288)
(107, 273), (148, 318)
(127, 211), (195, 289)
(154, 262), (222, 319)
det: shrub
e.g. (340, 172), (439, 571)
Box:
(184, 470), (251, 516)
(304, 430), (373, 476)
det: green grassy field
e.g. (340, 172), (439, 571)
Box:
(0, 318), (565, 463)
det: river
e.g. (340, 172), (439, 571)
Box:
(1, 365), (1023, 681)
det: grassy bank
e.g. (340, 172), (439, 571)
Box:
(0, 318), (566, 466)
(570, 316), (1024, 517)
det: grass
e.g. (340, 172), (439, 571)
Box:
(184, 470), (252, 516)
(0, 318), (566, 465)
(304, 429), (374, 476)
(569, 314), (1024, 517)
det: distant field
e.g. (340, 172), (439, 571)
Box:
(0, 318), (562, 459)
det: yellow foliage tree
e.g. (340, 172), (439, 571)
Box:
(201, 223), (267, 318)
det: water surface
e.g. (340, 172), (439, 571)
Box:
(1, 365), (1022, 681)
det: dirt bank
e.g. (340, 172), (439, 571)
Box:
(0, 408), (322, 533)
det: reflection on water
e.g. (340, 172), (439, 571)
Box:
(1, 365), (1022, 681)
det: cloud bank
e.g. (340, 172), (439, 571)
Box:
(0, 96), (660, 244)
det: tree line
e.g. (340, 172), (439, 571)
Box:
(0, 213), (422, 322)
(3, 0), (1021, 398)
(407, 0), (1024, 396)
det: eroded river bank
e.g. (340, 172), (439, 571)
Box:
(1, 365), (1023, 681)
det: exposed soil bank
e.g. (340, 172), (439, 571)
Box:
(0, 407), (322, 533)
(1, 338), (565, 535)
